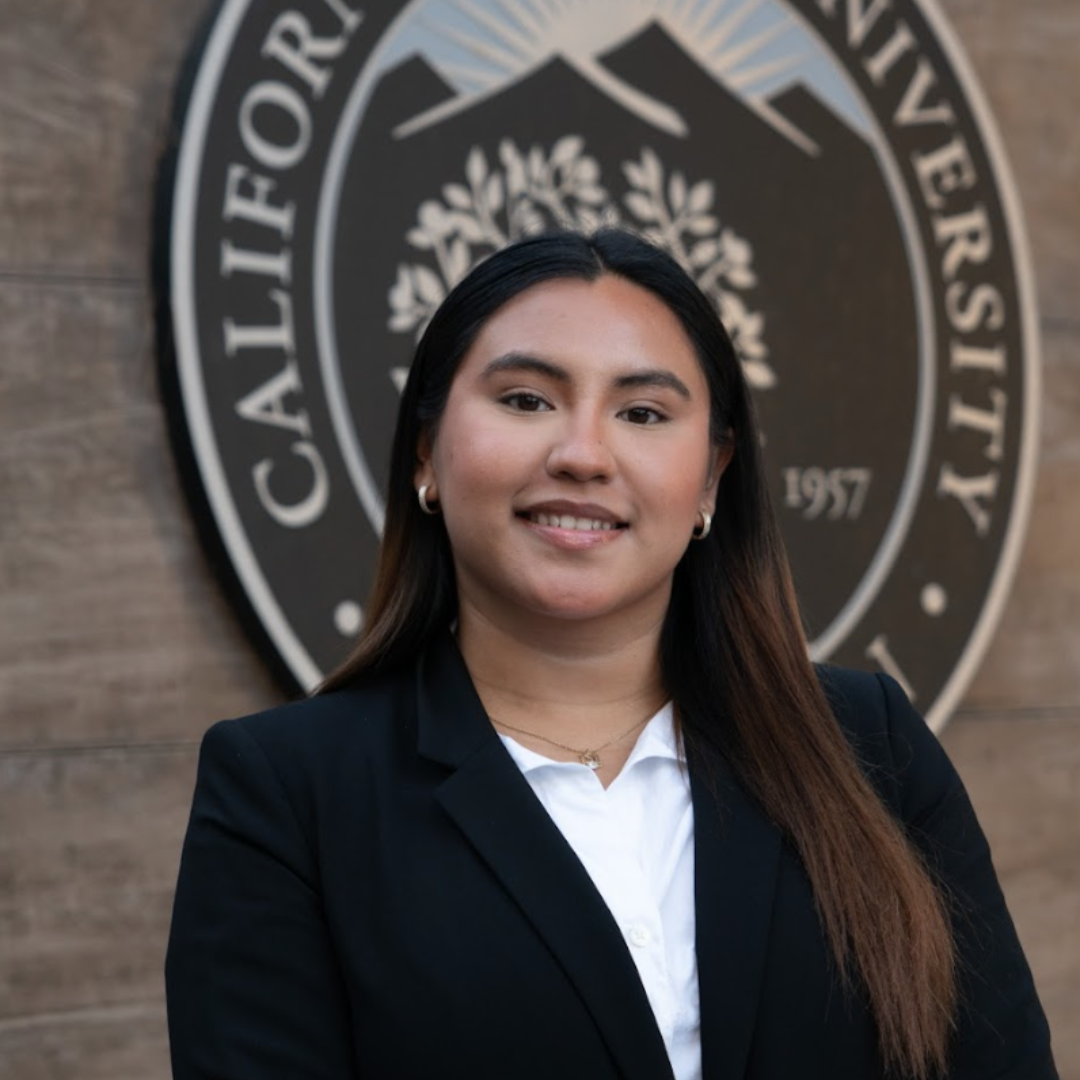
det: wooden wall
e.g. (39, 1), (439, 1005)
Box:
(1, 1), (1077, 1076)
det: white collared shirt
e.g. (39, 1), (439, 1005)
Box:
(498, 704), (701, 1080)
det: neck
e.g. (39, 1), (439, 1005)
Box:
(456, 600), (668, 746)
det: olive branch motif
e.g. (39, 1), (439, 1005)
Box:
(389, 138), (775, 391)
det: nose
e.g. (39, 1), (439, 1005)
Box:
(545, 408), (615, 482)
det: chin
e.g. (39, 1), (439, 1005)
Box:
(525, 589), (644, 624)
(536, 605), (616, 623)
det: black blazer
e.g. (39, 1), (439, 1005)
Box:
(166, 631), (1056, 1079)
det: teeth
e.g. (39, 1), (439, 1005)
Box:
(531, 512), (616, 531)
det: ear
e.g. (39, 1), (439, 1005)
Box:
(414, 426), (436, 490)
(703, 435), (735, 514)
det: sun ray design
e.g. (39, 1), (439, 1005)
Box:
(713, 15), (796, 73)
(421, 15), (525, 73)
(492, 0), (546, 38)
(656, 0), (822, 152)
(395, 0), (693, 140)
(697, 0), (767, 58)
(451, 0), (537, 57)
(388, 0), (845, 154)
(684, 0), (724, 34)
(725, 50), (806, 91)
(695, 1), (728, 38)
(665, 0), (702, 22)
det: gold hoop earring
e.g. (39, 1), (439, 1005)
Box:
(417, 484), (440, 515)
(692, 510), (712, 541)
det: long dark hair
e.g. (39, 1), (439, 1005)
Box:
(322, 229), (956, 1078)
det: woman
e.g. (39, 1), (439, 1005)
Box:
(166, 229), (1056, 1079)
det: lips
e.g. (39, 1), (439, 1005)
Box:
(526, 512), (620, 531)
(517, 501), (628, 533)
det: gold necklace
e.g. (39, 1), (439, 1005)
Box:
(491, 714), (651, 770)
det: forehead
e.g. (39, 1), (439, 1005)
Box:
(461, 274), (705, 384)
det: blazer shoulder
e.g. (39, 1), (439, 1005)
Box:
(816, 664), (936, 741)
(815, 664), (894, 739)
(815, 664), (976, 839)
(203, 665), (414, 784)
(815, 664), (949, 816)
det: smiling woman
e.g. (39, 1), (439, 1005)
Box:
(165, 229), (1057, 1080)
(413, 275), (727, 635)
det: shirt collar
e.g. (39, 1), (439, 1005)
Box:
(498, 702), (680, 775)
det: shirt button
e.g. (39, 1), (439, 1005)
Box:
(628, 924), (651, 948)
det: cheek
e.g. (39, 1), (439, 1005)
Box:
(435, 420), (531, 502)
(633, 442), (712, 512)
(663, 475), (709, 520)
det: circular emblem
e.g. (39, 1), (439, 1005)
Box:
(155, 0), (1039, 730)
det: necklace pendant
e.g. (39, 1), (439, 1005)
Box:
(580, 751), (601, 770)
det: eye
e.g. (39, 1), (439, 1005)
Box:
(500, 392), (552, 413)
(620, 405), (666, 425)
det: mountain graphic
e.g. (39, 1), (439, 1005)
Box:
(330, 22), (922, 635)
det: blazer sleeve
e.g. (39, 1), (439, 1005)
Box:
(166, 717), (358, 1079)
(876, 674), (1058, 1080)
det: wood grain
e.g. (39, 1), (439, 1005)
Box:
(0, 745), (196, 1020)
(0, 0), (208, 279)
(0, 1004), (169, 1080)
(936, 0), (1080, 320)
(943, 712), (1080, 1073)
(0, 281), (277, 751)
(966, 320), (1080, 710)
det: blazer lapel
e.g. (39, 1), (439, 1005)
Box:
(691, 759), (783, 1080)
(415, 632), (675, 1080)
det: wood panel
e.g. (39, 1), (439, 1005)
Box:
(0, 0), (209, 279)
(0, 281), (277, 751)
(938, 0), (1080, 320)
(943, 712), (1080, 1071)
(0, 1006), (169, 1080)
(944, 711), (1080, 877)
(966, 320), (1080, 709)
(0, 745), (196, 1019)
(1001, 862), (1080, 1073)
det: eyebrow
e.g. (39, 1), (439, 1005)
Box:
(480, 352), (692, 399)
